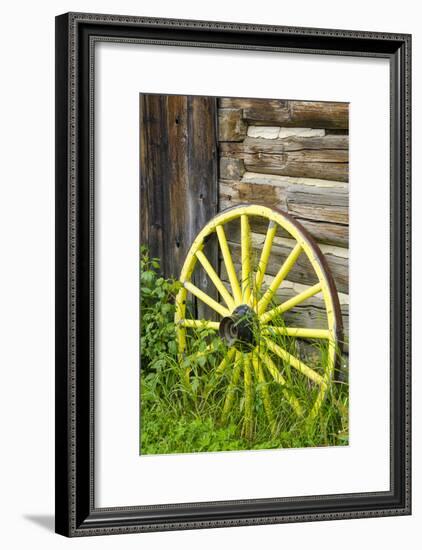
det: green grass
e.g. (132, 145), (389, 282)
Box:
(140, 348), (348, 455)
(140, 247), (349, 455)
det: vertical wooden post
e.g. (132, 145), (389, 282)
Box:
(140, 94), (219, 316)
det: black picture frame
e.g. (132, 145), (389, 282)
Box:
(55, 12), (412, 537)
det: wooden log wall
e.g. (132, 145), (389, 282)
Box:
(217, 97), (349, 354)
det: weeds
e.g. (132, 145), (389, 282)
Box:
(140, 247), (349, 455)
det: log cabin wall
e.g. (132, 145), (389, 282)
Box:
(217, 98), (349, 360)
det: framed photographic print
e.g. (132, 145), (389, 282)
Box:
(139, 93), (349, 456)
(55, 12), (411, 537)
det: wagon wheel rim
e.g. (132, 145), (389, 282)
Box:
(174, 204), (343, 437)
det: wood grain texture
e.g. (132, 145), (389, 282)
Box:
(218, 109), (247, 141)
(220, 179), (348, 214)
(221, 150), (348, 182)
(140, 95), (218, 310)
(220, 135), (349, 153)
(219, 98), (349, 129)
(298, 218), (348, 248)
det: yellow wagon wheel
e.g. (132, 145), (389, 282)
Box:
(175, 204), (343, 438)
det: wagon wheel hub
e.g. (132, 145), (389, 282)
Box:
(219, 305), (259, 352)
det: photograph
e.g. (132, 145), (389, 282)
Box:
(139, 94), (349, 455)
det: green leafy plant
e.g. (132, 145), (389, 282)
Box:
(140, 245), (181, 374)
(140, 246), (349, 455)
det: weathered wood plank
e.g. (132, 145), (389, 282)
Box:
(241, 172), (348, 188)
(219, 180), (349, 245)
(140, 94), (219, 315)
(286, 203), (348, 225)
(218, 109), (247, 141)
(286, 186), (349, 208)
(223, 149), (348, 164)
(219, 98), (349, 129)
(220, 135), (349, 154)
(220, 179), (348, 211)
(298, 219), (349, 248)
(286, 184), (349, 224)
(187, 96), (220, 318)
(220, 194), (348, 247)
(140, 94), (165, 264)
(166, 95), (190, 274)
(221, 150), (348, 182)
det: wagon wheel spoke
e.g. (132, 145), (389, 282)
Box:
(241, 214), (252, 305)
(195, 249), (235, 311)
(183, 281), (231, 317)
(255, 220), (278, 299)
(215, 348), (236, 377)
(251, 351), (277, 435)
(256, 346), (287, 386)
(221, 350), (243, 424)
(203, 348), (237, 401)
(262, 335), (326, 388)
(184, 344), (213, 362)
(261, 282), (323, 324)
(256, 348), (303, 417)
(179, 319), (220, 330)
(257, 243), (302, 315)
(216, 224), (242, 305)
(243, 353), (253, 440)
(263, 326), (331, 340)
(310, 386), (331, 420)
